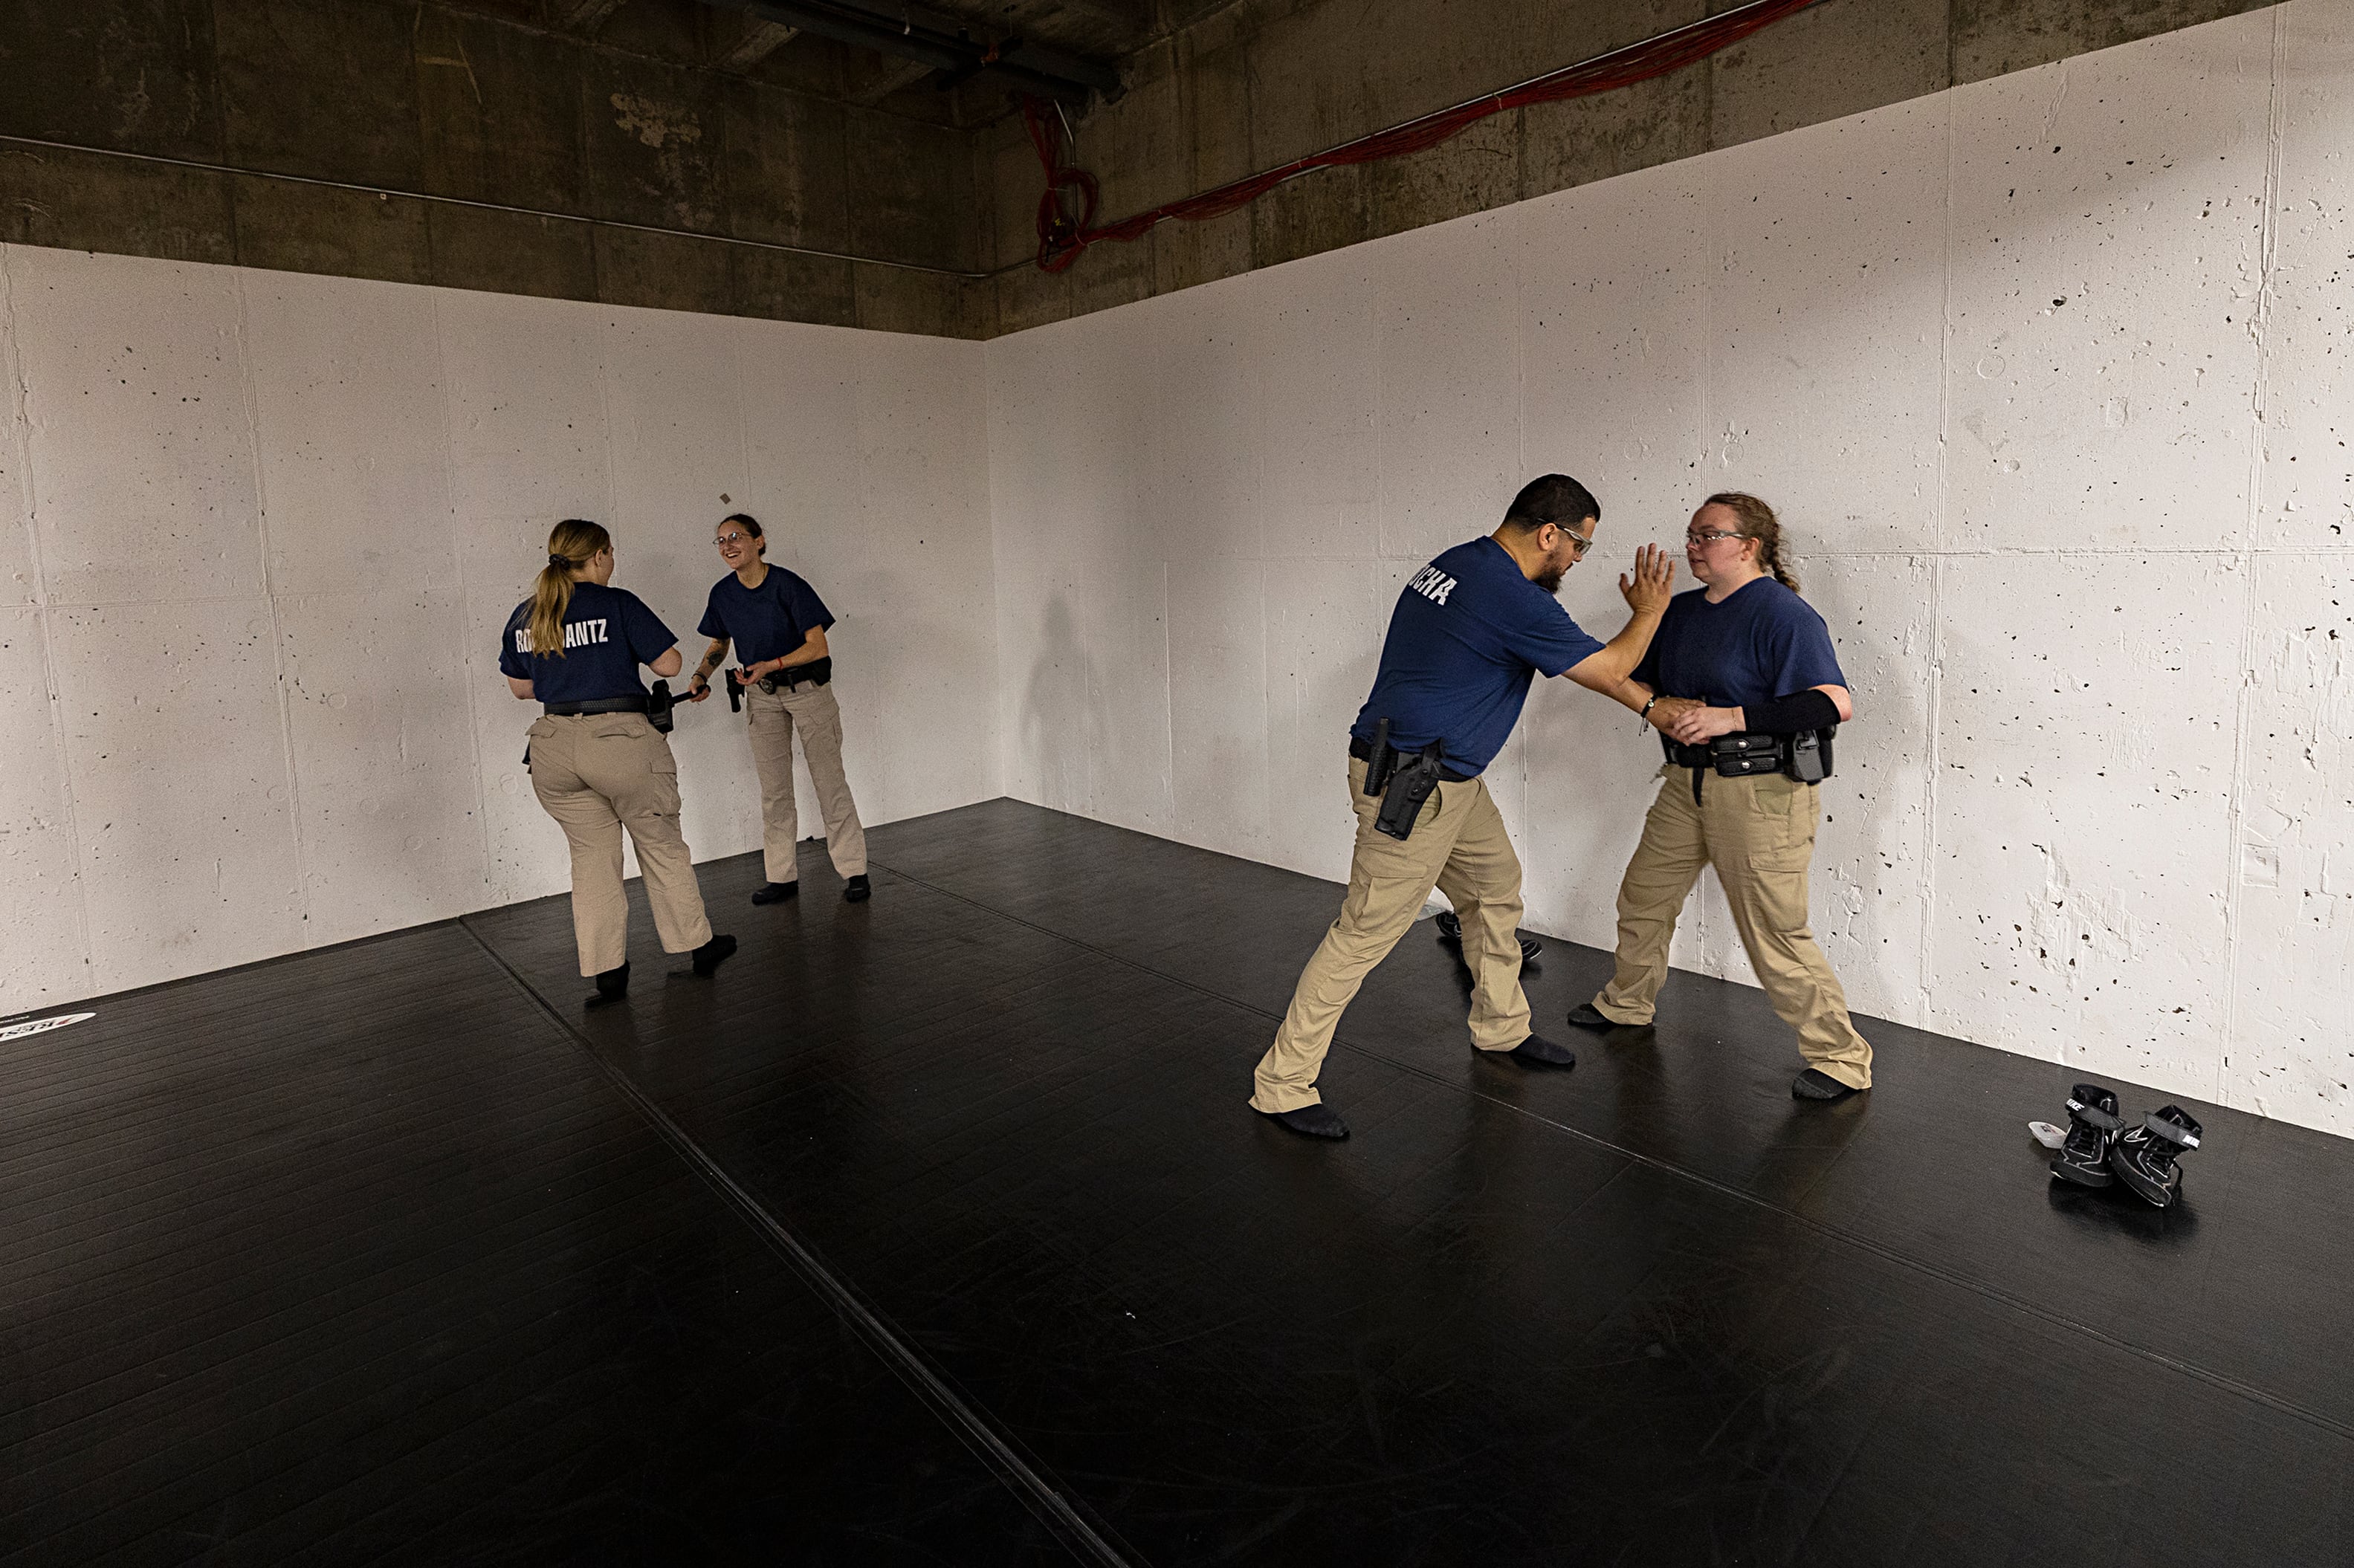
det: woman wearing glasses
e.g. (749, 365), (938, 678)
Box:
(685, 513), (870, 904)
(1568, 493), (1873, 1101)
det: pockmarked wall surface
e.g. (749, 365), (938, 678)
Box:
(0, 244), (996, 1011)
(986, 1), (2354, 1138)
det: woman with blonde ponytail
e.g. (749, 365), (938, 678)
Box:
(1567, 493), (1875, 1102)
(498, 520), (735, 1006)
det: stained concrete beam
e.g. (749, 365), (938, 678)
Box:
(556, 0), (632, 30)
(719, 18), (801, 70)
(415, 8), (586, 210)
(216, 0), (424, 188)
(0, 142), (235, 262)
(847, 57), (937, 106)
(0, 0), (223, 161)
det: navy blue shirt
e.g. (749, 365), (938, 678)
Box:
(697, 566), (833, 664)
(1632, 577), (1846, 709)
(1348, 537), (1606, 778)
(498, 581), (678, 704)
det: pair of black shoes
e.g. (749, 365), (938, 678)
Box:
(582, 933), (740, 1008)
(1432, 910), (1542, 966)
(1565, 1002), (1863, 1102)
(2051, 1083), (2202, 1208)
(1258, 1034), (1578, 1141)
(751, 875), (871, 904)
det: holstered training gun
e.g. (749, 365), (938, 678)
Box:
(646, 678), (676, 733)
(1362, 719), (1446, 840)
(723, 667), (746, 713)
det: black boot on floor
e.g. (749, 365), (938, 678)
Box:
(1435, 910), (1542, 965)
(843, 875), (872, 903)
(584, 962), (630, 1009)
(751, 881), (798, 905)
(2050, 1083), (2123, 1189)
(1500, 1034), (1577, 1069)
(1792, 1068), (1862, 1102)
(2109, 1105), (2202, 1208)
(672, 933), (737, 979)
(1260, 1104), (1349, 1140)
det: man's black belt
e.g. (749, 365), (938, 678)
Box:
(1349, 733), (1475, 784)
(543, 696), (650, 716)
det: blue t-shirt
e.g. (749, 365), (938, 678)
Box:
(498, 581), (678, 704)
(1631, 577), (1846, 710)
(1348, 537), (1607, 777)
(697, 566), (833, 664)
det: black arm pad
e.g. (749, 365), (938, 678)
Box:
(1746, 687), (1841, 735)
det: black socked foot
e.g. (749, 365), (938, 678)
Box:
(1259, 1103), (1349, 1140)
(584, 962), (630, 1008)
(751, 881), (798, 905)
(843, 875), (872, 903)
(690, 934), (737, 977)
(1502, 1034), (1577, 1069)
(1792, 1068), (1863, 1101)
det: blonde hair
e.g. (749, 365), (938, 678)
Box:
(529, 519), (611, 656)
(1703, 491), (1798, 592)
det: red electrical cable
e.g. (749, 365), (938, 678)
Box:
(1027, 0), (1826, 273)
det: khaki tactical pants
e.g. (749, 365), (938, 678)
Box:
(526, 713), (715, 976)
(1250, 757), (1533, 1113)
(1591, 765), (1873, 1089)
(746, 680), (867, 883)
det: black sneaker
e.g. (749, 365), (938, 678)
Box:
(1567, 1002), (1647, 1034)
(843, 875), (872, 903)
(2109, 1105), (2202, 1208)
(1791, 1069), (1862, 1101)
(1499, 1034), (1576, 1069)
(1434, 910), (1541, 963)
(1258, 1103), (1349, 1140)
(687, 933), (737, 976)
(585, 962), (630, 1008)
(2050, 1083), (2122, 1189)
(751, 881), (798, 905)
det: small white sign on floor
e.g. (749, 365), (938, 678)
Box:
(0, 1011), (96, 1043)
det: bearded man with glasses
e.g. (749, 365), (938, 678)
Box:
(1565, 492), (1873, 1102)
(1248, 475), (1678, 1140)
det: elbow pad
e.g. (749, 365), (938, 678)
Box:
(1747, 688), (1841, 735)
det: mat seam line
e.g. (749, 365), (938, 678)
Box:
(454, 915), (1141, 1568)
(865, 855), (2354, 1449)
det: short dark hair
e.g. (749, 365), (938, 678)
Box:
(721, 511), (764, 538)
(1502, 475), (1600, 533)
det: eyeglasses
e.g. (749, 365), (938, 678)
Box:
(1560, 530), (1594, 557)
(715, 531), (751, 545)
(1686, 529), (1746, 546)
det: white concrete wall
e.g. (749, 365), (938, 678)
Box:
(0, 247), (997, 1010)
(986, 1), (2354, 1139)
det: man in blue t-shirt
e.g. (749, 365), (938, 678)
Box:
(1249, 475), (1680, 1141)
(685, 513), (870, 904)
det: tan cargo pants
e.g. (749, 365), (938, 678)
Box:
(1589, 765), (1872, 1089)
(1250, 757), (1533, 1113)
(526, 712), (715, 976)
(746, 679), (867, 883)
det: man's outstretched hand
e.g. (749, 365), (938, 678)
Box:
(1620, 545), (1676, 615)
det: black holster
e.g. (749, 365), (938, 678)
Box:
(723, 669), (745, 713)
(646, 679), (675, 733)
(1361, 719), (1446, 841)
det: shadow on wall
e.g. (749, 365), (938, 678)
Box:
(1022, 595), (1105, 814)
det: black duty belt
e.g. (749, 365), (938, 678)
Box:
(1662, 727), (1835, 797)
(1349, 733), (1475, 784)
(543, 696), (650, 716)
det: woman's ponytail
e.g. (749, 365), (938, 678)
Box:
(528, 519), (612, 655)
(1704, 491), (1799, 593)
